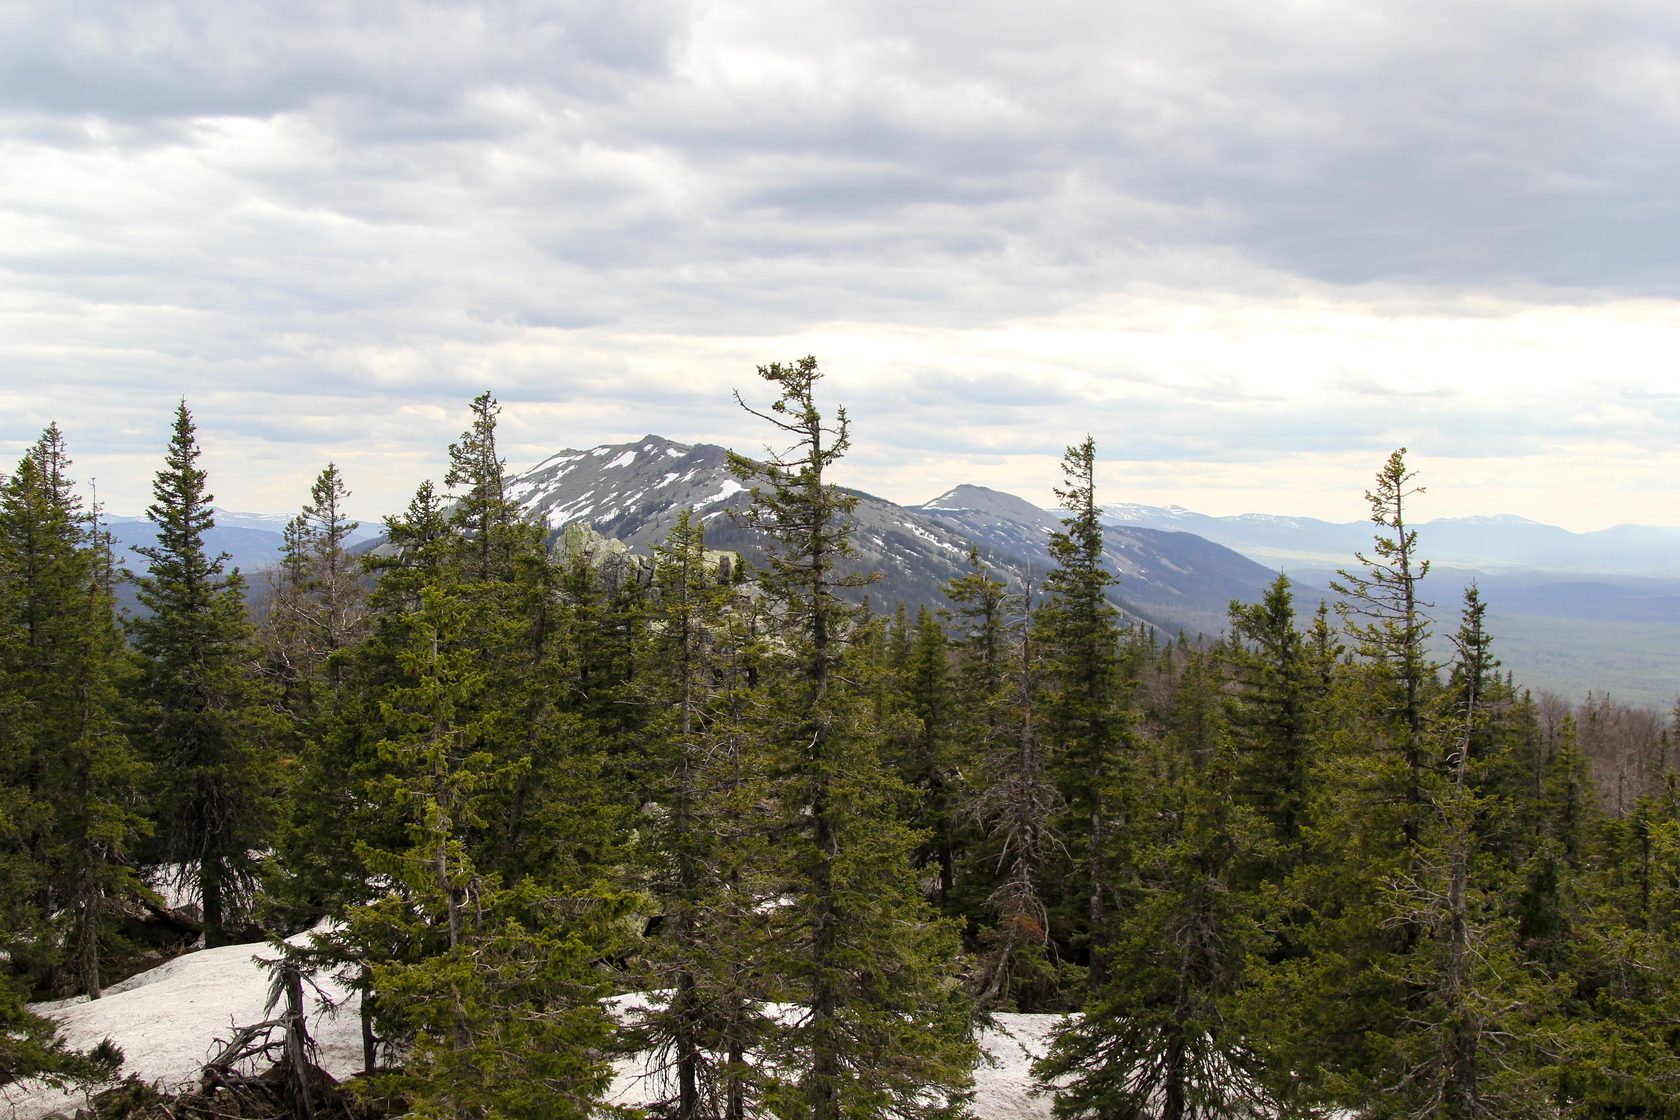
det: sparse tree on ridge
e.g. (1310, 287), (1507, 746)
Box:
(1037, 436), (1129, 984)
(731, 356), (976, 1120)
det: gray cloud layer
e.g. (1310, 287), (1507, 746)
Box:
(2, 0), (1676, 526)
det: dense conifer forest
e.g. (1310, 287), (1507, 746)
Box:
(4, 362), (1679, 1120)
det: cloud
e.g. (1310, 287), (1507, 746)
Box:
(2, 0), (1677, 530)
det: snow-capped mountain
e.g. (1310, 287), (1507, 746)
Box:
(505, 439), (1282, 634)
(507, 436), (748, 550)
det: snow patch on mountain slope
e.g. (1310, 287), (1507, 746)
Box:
(695, 480), (745, 507)
(902, 520), (964, 554)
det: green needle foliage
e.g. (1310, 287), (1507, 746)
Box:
(130, 401), (284, 948)
(0, 428), (150, 997)
(732, 357), (976, 1120)
(13, 399), (1680, 1120)
(1036, 437), (1129, 983)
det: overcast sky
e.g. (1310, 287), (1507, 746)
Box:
(4, 0), (1677, 531)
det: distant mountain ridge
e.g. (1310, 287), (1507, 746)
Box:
(504, 437), (1279, 634)
(96, 444), (1678, 707)
(1101, 502), (1680, 576)
(909, 484), (1287, 634)
(102, 509), (382, 576)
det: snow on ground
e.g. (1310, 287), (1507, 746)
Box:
(7, 947), (1059, 1120)
(4, 935), (363, 1120)
(605, 998), (1055, 1119)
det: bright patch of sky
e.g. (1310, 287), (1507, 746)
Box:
(2, 0), (1676, 531)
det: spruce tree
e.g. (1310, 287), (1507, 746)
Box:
(276, 480), (458, 1070)
(1330, 447), (1434, 851)
(950, 558), (1065, 1010)
(0, 428), (148, 996)
(731, 357), (975, 1120)
(295, 395), (626, 1110)
(1226, 574), (1314, 878)
(630, 511), (778, 1120)
(900, 605), (960, 910)
(264, 462), (365, 716)
(1037, 648), (1277, 1120)
(1371, 586), (1560, 1118)
(1245, 449), (1442, 1110)
(130, 402), (282, 946)
(1037, 436), (1128, 983)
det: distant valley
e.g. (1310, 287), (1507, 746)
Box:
(1101, 502), (1680, 576)
(1101, 504), (1679, 708)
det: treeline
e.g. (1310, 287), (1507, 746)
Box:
(3, 360), (1680, 1120)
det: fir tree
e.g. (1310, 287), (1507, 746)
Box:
(445, 390), (522, 585)
(1037, 436), (1128, 983)
(1372, 586), (1560, 1119)
(1226, 574), (1315, 887)
(1038, 649), (1277, 1120)
(289, 395), (627, 1107)
(901, 605), (960, 909)
(731, 357), (976, 1120)
(1330, 447), (1434, 850)
(264, 462), (365, 715)
(630, 511), (778, 1120)
(0, 428), (148, 996)
(951, 560), (1065, 1010)
(1246, 450), (1443, 1111)
(350, 580), (618, 1120)
(130, 402), (282, 947)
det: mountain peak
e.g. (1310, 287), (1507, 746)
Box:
(915, 484), (1049, 523)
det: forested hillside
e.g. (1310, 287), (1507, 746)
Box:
(4, 366), (1679, 1120)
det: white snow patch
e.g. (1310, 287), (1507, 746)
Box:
(9, 946), (1060, 1120)
(902, 521), (964, 555)
(607, 451), (637, 470)
(656, 472), (680, 488)
(531, 452), (583, 471)
(922, 489), (972, 512)
(605, 995), (1058, 1120)
(665, 447), (683, 458)
(695, 480), (745, 507)
(7, 932), (363, 1120)
(546, 492), (599, 524)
